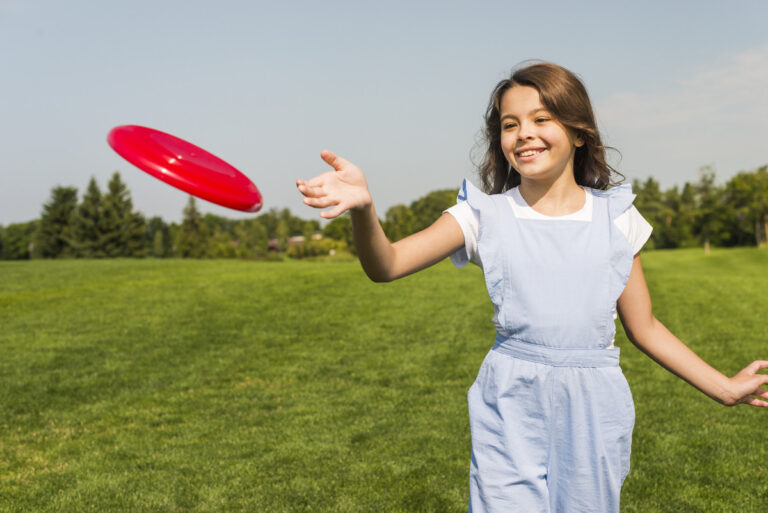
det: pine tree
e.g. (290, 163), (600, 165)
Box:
(693, 167), (725, 255)
(176, 196), (209, 258)
(71, 177), (103, 257)
(633, 177), (672, 250)
(145, 216), (170, 257)
(99, 172), (146, 257)
(32, 186), (78, 258)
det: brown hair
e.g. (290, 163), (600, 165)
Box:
(478, 62), (622, 193)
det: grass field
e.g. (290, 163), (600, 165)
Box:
(0, 248), (766, 512)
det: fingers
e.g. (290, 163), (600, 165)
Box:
(296, 180), (327, 199)
(745, 360), (768, 374)
(742, 396), (768, 407)
(305, 174), (331, 188)
(298, 153), (358, 218)
(297, 167), (337, 185)
(298, 171), (336, 190)
(296, 178), (347, 213)
(730, 374), (768, 407)
(739, 379), (768, 406)
(320, 149), (350, 172)
(733, 360), (768, 380)
(320, 203), (349, 219)
(302, 195), (337, 209)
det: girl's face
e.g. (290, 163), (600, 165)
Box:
(499, 86), (583, 185)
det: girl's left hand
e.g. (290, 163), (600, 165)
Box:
(725, 360), (768, 407)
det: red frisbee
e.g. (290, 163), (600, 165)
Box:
(107, 125), (262, 212)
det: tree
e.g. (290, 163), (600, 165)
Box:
(633, 177), (670, 250)
(70, 177), (103, 257)
(168, 222), (180, 256)
(0, 221), (37, 260)
(32, 186), (78, 258)
(203, 213), (236, 239)
(302, 220), (317, 242)
(145, 216), (171, 257)
(209, 226), (237, 258)
(153, 231), (165, 257)
(275, 218), (290, 252)
(724, 166), (768, 247)
(656, 186), (681, 248)
(257, 208), (281, 239)
(99, 172), (146, 257)
(176, 197), (209, 258)
(323, 214), (355, 255)
(409, 189), (457, 232)
(673, 182), (698, 248)
(692, 167), (726, 254)
(383, 204), (416, 242)
(283, 208), (310, 236)
(235, 219), (268, 258)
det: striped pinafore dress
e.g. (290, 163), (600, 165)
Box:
(458, 179), (637, 513)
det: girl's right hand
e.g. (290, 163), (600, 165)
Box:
(724, 360), (768, 407)
(296, 150), (373, 219)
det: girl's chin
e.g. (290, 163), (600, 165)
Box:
(516, 163), (549, 176)
(513, 159), (546, 171)
(516, 165), (572, 181)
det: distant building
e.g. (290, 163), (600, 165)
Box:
(268, 233), (322, 252)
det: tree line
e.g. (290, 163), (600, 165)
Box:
(633, 165), (768, 251)
(1, 165), (766, 260)
(0, 171), (457, 260)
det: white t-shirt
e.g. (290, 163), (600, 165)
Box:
(444, 185), (653, 348)
(445, 185), (653, 268)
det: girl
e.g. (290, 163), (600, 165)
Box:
(296, 62), (768, 513)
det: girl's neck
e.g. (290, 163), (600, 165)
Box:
(518, 174), (585, 217)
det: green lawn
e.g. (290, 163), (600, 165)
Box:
(0, 248), (766, 512)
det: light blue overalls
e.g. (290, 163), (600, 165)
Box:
(458, 179), (636, 513)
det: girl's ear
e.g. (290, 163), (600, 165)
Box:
(574, 134), (585, 147)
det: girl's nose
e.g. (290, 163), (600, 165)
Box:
(517, 122), (534, 140)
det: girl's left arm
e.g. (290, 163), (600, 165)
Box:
(617, 254), (768, 407)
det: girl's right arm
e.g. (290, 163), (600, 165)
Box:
(296, 150), (465, 282)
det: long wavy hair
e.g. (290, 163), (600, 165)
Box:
(478, 62), (622, 193)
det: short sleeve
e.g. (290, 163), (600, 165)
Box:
(614, 206), (653, 255)
(444, 202), (481, 268)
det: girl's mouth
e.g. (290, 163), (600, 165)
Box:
(516, 148), (546, 162)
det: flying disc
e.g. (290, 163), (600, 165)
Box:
(107, 125), (262, 212)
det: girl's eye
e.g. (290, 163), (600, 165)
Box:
(536, 117), (550, 123)
(503, 123), (517, 130)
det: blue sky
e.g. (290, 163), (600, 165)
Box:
(2, 0), (767, 224)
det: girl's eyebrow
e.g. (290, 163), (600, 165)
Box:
(500, 108), (549, 121)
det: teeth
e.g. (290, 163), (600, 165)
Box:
(519, 149), (543, 157)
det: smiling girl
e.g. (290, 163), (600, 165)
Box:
(296, 62), (768, 513)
